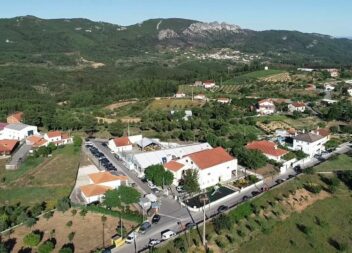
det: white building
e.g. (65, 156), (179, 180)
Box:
(44, 131), (73, 146)
(164, 147), (237, 189)
(203, 80), (215, 89)
(256, 99), (276, 115)
(217, 98), (231, 104)
(80, 171), (128, 204)
(324, 84), (335, 91)
(129, 143), (212, 173)
(347, 88), (352, 96)
(194, 93), (206, 100)
(108, 136), (133, 153)
(292, 132), (329, 158)
(288, 102), (306, 113)
(175, 93), (186, 98)
(1, 123), (38, 141)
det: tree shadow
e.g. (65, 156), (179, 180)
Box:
(18, 247), (32, 253)
(62, 243), (75, 252)
(4, 238), (17, 252)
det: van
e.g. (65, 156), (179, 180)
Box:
(161, 230), (176, 240)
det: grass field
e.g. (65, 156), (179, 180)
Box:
(148, 98), (205, 110)
(178, 85), (205, 95)
(315, 154), (352, 172)
(157, 172), (352, 253)
(0, 145), (81, 206)
(240, 69), (286, 79)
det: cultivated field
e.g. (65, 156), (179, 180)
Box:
(178, 85), (204, 95)
(148, 98), (205, 110)
(315, 154), (352, 172)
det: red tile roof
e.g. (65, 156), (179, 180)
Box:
(188, 147), (235, 170)
(47, 131), (62, 138)
(113, 137), (131, 147)
(258, 99), (274, 104)
(80, 184), (112, 197)
(0, 139), (18, 153)
(246, 140), (288, 157)
(26, 135), (48, 147)
(89, 172), (128, 184)
(291, 102), (305, 107)
(316, 128), (330, 137)
(203, 80), (215, 84)
(164, 160), (184, 172)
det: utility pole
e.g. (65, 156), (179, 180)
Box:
(192, 86), (194, 101)
(200, 193), (209, 249)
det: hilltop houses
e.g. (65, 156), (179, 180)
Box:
(163, 147), (237, 189)
(288, 102), (306, 113)
(256, 99), (276, 115)
(194, 93), (206, 100)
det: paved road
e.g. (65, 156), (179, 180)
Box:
(92, 140), (350, 253)
(7, 143), (32, 169)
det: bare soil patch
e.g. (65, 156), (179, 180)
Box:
(104, 100), (138, 110)
(8, 210), (136, 253)
(282, 188), (330, 213)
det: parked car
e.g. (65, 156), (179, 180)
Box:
(125, 232), (137, 243)
(242, 195), (249, 201)
(276, 178), (285, 184)
(251, 191), (260, 197)
(139, 221), (151, 234)
(217, 205), (229, 213)
(287, 174), (295, 179)
(152, 214), (161, 224)
(147, 180), (156, 188)
(293, 165), (302, 173)
(185, 222), (196, 230)
(176, 185), (184, 192)
(148, 239), (161, 247)
(161, 230), (176, 240)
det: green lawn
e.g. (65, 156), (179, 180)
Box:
(0, 145), (81, 207)
(240, 69), (286, 79)
(315, 154), (352, 172)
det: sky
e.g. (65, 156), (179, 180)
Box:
(0, 0), (351, 37)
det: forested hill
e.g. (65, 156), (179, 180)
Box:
(1, 16), (352, 65)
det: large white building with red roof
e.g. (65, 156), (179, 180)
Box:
(44, 131), (73, 146)
(108, 136), (133, 153)
(246, 140), (288, 162)
(164, 147), (237, 189)
(256, 99), (276, 115)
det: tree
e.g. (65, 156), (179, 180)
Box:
(108, 120), (125, 136)
(79, 208), (88, 219)
(0, 242), (8, 253)
(103, 189), (121, 209)
(73, 135), (82, 147)
(68, 232), (75, 242)
(71, 209), (77, 217)
(47, 142), (57, 153)
(59, 247), (73, 253)
(183, 169), (200, 194)
(144, 165), (174, 187)
(56, 197), (71, 213)
(43, 211), (54, 220)
(103, 186), (140, 210)
(325, 139), (339, 150)
(25, 217), (37, 230)
(23, 232), (41, 247)
(38, 240), (55, 253)
(213, 214), (232, 233)
(232, 147), (267, 170)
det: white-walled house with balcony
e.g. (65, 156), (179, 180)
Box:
(292, 131), (329, 158)
(163, 147), (237, 190)
(256, 99), (276, 115)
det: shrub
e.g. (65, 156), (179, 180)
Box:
(297, 224), (312, 236)
(56, 197), (71, 213)
(304, 167), (315, 175)
(304, 183), (322, 194)
(229, 202), (253, 222)
(213, 214), (232, 233)
(23, 232), (41, 247)
(38, 241), (55, 253)
(66, 221), (73, 227)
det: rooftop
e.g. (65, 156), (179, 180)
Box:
(291, 102), (305, 107)
(246, 140), (288, 157)
(5, 123), (32, 131)
(113, 137), (132, 147)
(0, 139), (18, 153)
(80, 184), (111, 197)
(188, 147), (235, 170)
(47, 131), (62, 138)
(293, 132), (324, 143)
(88, 171), (128, 184)
(164, 160), (184, 172)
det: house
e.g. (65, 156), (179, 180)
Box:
(292, 132), (328, 158)
(80, 171), (128, 204)
(0, 123), (7, 139)
(164, 147), (237, 189)
(194, 93), (206, 100)
(297, 68), (315, 72)
(6, 112), (23, 124)
(256, 99), (276, 115)
(44, 131), (73, 146)
(26, 135), (48, 147)
(108, 136), (133, 153)
(194, 80), (203, 86)
(347, 88), (352, 96)
(217, 97), (231, 104)
(305, 84), (316, 91)
(1, 123), (38, 141)
(246, 140), (288, 162)
(0, 139), (19, 155)
(324, 84), (335, 91)
(324, 68), (339, 78)
(203, 80), (215, 89)
(288, 102), (306, 113)
(313, 128), (331, 141)
(175, 93), (186, 98)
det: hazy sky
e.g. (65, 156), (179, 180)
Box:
(1, 0), (351, 36)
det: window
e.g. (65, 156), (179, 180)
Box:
(208, 172), (211, 176)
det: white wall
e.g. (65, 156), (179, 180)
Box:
(2, 125), (38, 141)
(293, 138), (327, 158)
(108, 139), (133, 153)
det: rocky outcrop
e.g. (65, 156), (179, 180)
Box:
(158, 29), (179, 40)
(183, 21), (241, 36)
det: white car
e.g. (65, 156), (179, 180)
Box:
(125, 232), (137, 244)
(148, 239), (161, 247)
(161, 230), (176, 240)
(176, 185), (184, 192)
(147, 180), (156, 188)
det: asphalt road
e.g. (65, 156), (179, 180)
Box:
(89, 139), (351, 253)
